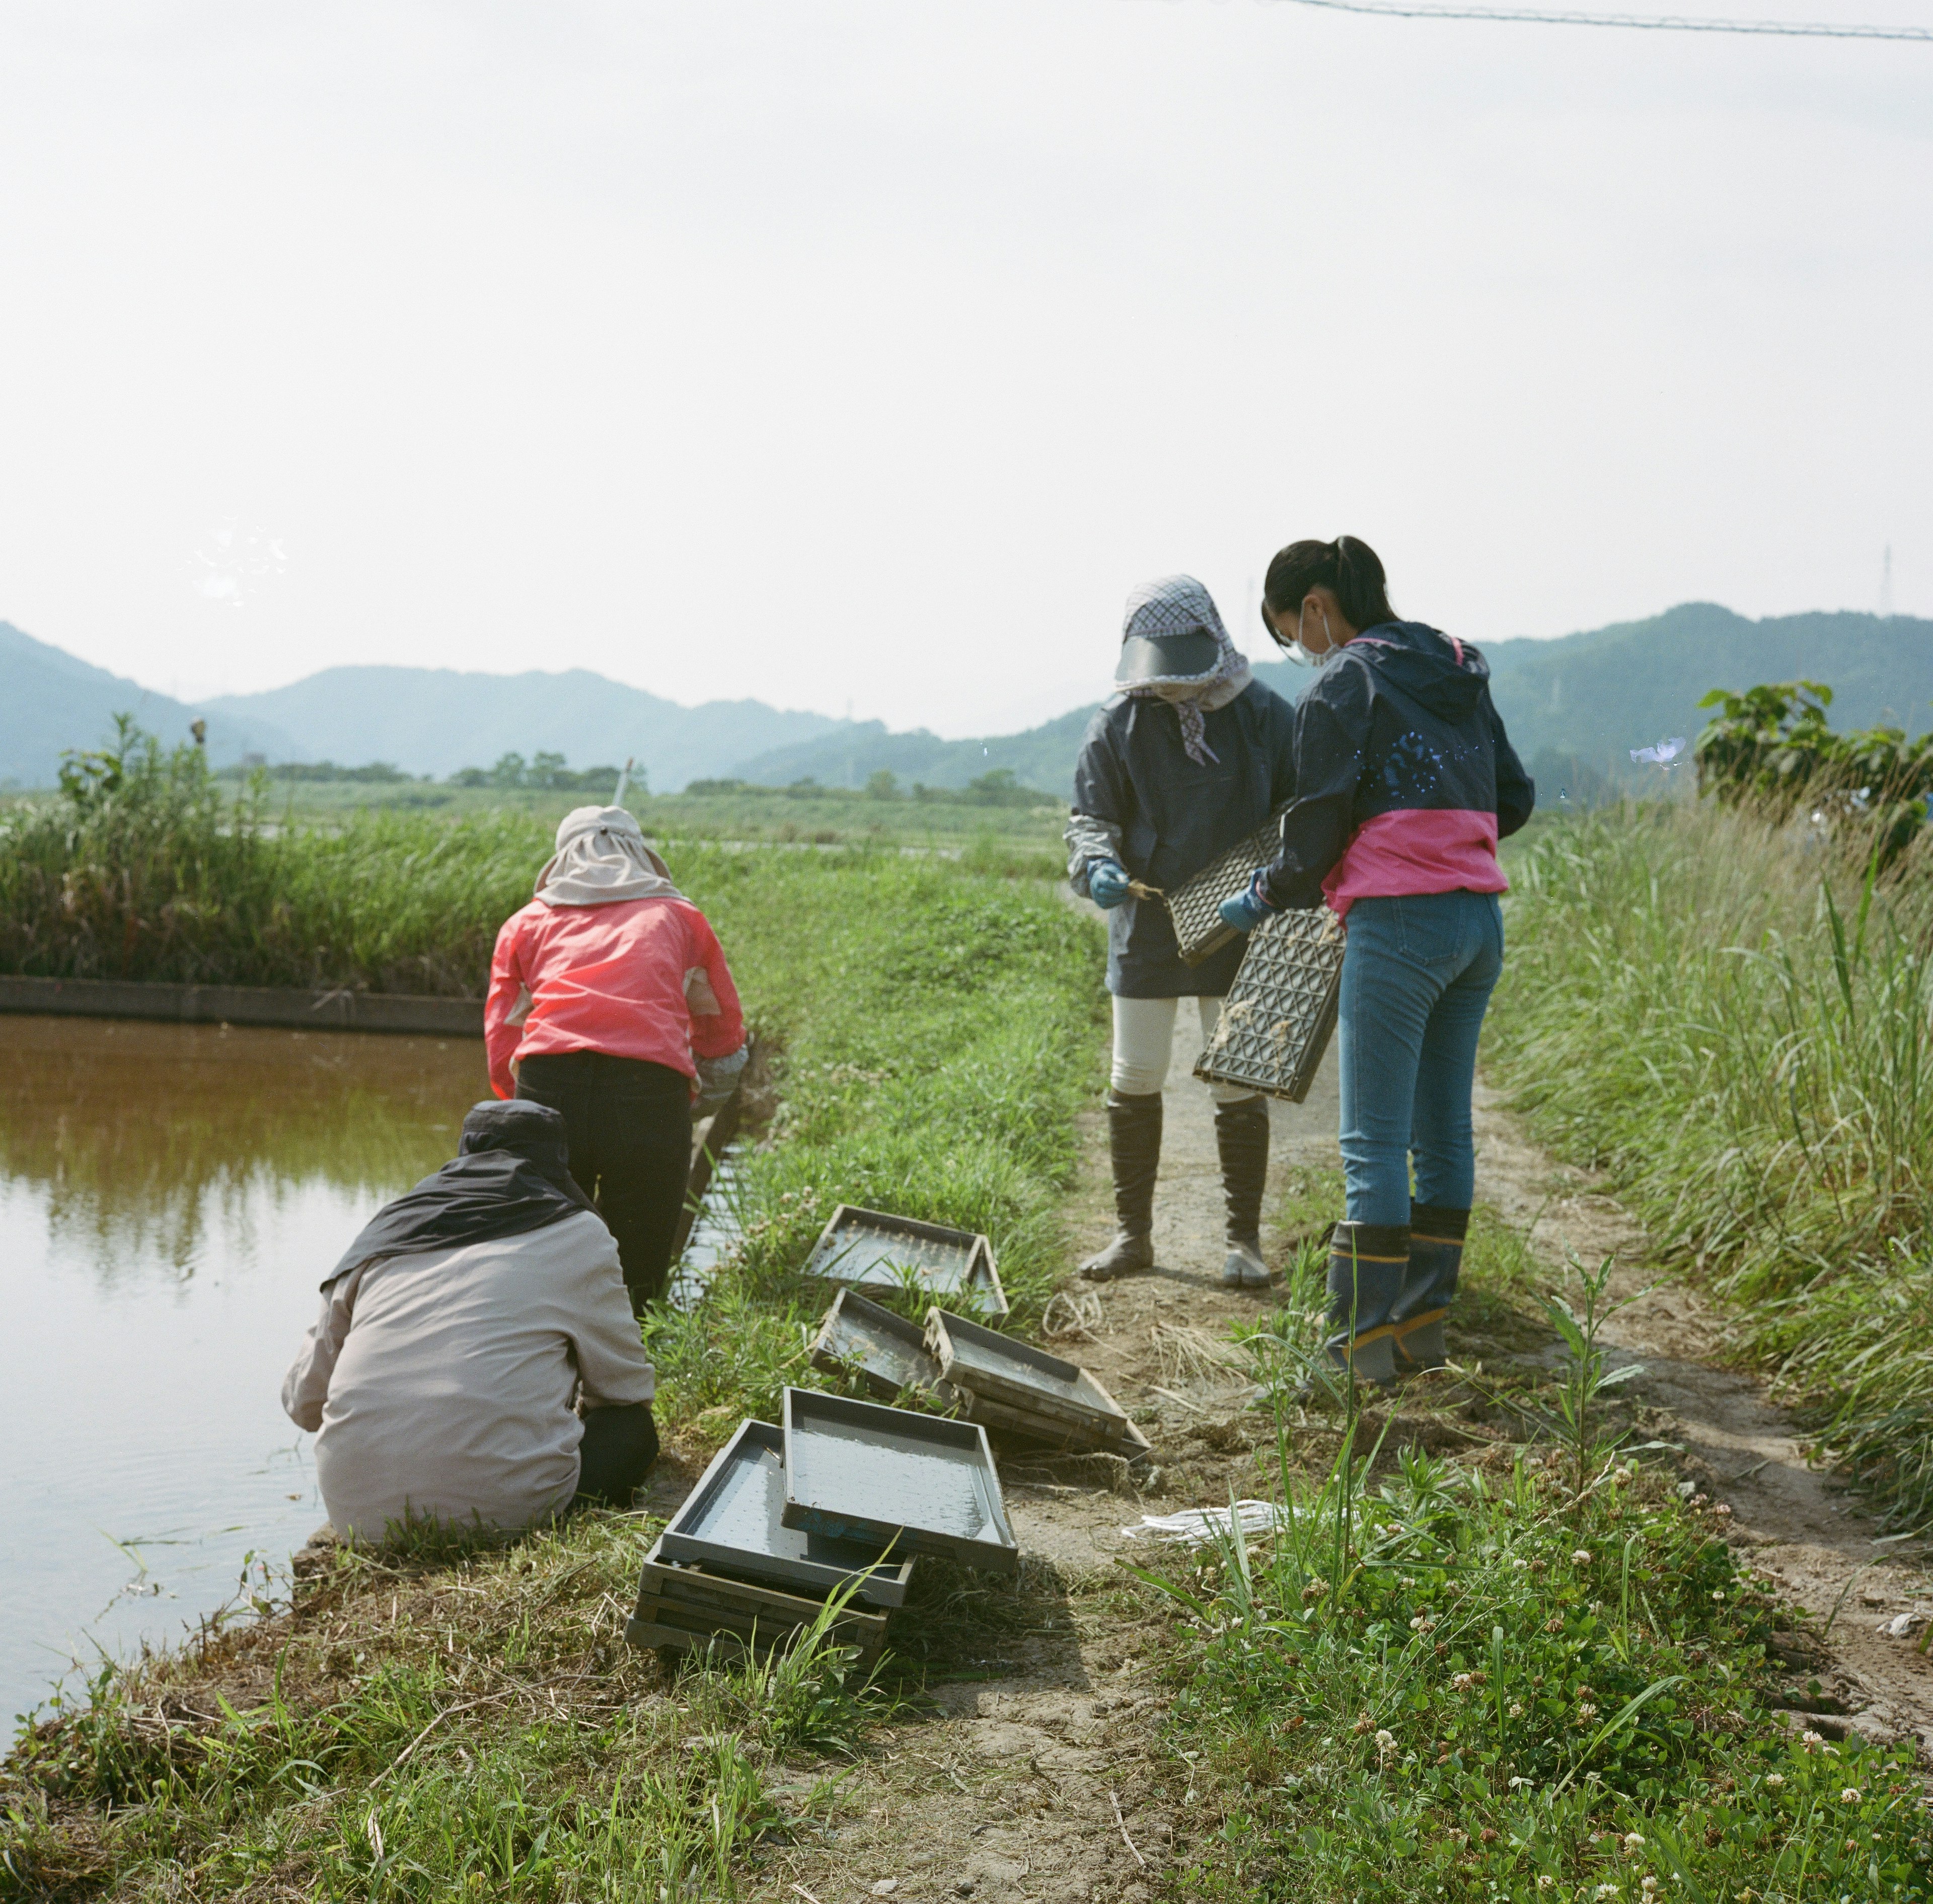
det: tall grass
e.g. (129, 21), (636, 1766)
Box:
(0, 725), (546, 995)
(1487, 802), (1933, 1524)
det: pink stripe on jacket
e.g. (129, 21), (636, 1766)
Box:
(1321, 808), (1508, 919)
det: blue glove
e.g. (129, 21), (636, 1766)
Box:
(1218, 874), (1273, 934)
(1087, 860), (1133, 909)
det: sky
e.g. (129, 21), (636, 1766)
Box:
(0, 1), (1927, 740)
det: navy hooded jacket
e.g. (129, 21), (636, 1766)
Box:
(1257, 622), (1533, 915)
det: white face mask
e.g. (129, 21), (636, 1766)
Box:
(1287, 597), (1339, 670)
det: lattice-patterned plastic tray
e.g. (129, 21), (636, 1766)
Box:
(1164, 808), (1289, 967)
(1192, 904), (1345, 1104)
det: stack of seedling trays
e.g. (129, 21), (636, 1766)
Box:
(627, 1388), (1018, 1665)
(807, 1288), (1150, 1461)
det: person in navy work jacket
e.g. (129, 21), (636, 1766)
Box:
(1219, 537), (1534, 1379)
(1066, 575), (1298, 1288)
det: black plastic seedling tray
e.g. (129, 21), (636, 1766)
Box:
(808, 1289), (951, 1403)
(950, 1383), (1156, 1459)
(1163, 808), (1291, 968)
(801, 1204), (1008, 1320)
(923, 1309), (1131, 1440)
(1193, 903), (1347, 1105)
(779, 1387), (1018, 1576)
(657, 1418), (916, 1608)
(626, 1537), (889, 1666)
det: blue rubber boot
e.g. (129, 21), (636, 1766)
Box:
(1323, 1222), (1408, 1386)
(1391, 1203), (1468, 1375)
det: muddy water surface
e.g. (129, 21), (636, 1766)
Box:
(0, 1017), (484, 1725)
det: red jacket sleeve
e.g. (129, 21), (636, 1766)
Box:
(686, 910), (746, 1060)
(484, 913), (530, 1099)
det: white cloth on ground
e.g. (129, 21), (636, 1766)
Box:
(1110, 994), (1259, 1105)
(281, 1208), (654, 1540)
(535, 806), (682, 908)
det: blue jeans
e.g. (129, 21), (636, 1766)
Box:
(1337, 890), (1505, 1227)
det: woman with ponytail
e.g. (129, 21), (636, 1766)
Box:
(1219, 538), (1534, 1380)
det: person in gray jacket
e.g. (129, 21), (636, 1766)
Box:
(282, 1100), (657, 1541)
(1065, 575), (1298, 1287)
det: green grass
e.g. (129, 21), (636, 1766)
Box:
(187, 776), (1067, 848)
(1, 1513), (884, 1901)
(1484, 801), (1933, 1528)
(641, 838), (1105, 1432)
(1135, 1426), (1928, 1900)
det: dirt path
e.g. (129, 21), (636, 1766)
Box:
(743, 1037), (1933, 1904)
(1472, 1082), (1933, 1761)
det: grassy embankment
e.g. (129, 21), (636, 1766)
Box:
(0, 739), (1102, 1896)
(1484, 801), (1933, 1531)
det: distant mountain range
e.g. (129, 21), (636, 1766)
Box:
(201, 667), (845, 791)
(4, 603), (1928, 797)
(0, 621), (299, 786)
(733, 604), (1933, 799)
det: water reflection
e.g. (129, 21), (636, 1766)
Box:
(0, 1017), (484, 1725)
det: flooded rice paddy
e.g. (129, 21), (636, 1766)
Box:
(0, 1016), (486, 1726)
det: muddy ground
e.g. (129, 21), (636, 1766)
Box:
(737, 1019), (1933, 1904)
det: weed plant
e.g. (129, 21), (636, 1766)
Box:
(1486, 802), (1933, 1526)
(0, 721), (547, 994)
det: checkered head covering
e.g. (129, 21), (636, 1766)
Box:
(1115, 575), (1250, 766)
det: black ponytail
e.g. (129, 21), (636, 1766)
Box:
(1260, 535), (1397, 644)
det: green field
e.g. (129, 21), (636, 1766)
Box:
(0, 728), (1063, 996)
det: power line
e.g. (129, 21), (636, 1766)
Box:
(1264, 0), (1933, 37)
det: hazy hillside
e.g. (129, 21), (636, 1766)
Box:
(732, 604), (1933, 800)
(0, 622), (296, 787)
(1481, 603), (1933, 770)
(730, 706), (1101, 800)
(205, 666), (847, 789)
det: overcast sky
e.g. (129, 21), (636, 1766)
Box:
(0, 1), (1926, 739)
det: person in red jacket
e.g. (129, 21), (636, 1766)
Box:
(485, 806), (747, 1313)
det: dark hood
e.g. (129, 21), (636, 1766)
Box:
(1352, 621), (1490, 723)
(320, 1098), (598, 1289)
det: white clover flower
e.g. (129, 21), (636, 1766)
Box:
(1764, 1773), (1785, 1788)
(1538, 1879), (1555, 1893)
(1410, 1614), (1436, 1632)
(1597, 1886), (1621, 1899)
(1508, 1702), (1525, 1718)
(1623, 1833), (1647, 1852)
(1642, 1879), (1659, 1896)
(1452, 1672), (1475, 1692)
(1712, 1589), (1726, 1602)
(1376, 1730), (1397, 1757)
(1573, 1549), (1594, 1564)
(1840, 1787), (1863, 1804)
(1803, 1730), (1825, 1749)
(1579, 1702), (1600, 1720)
(1612, 1467), (1633, 1487)
(1715, 1504), (1733, 1518)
